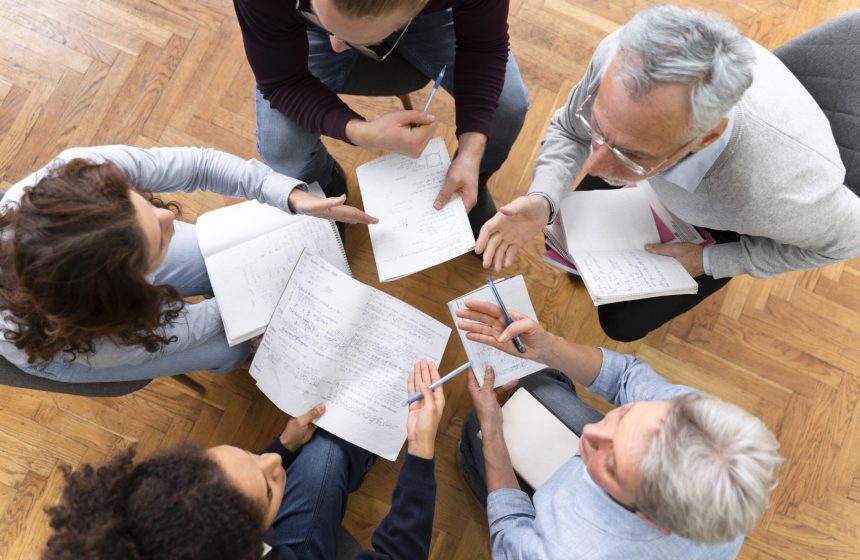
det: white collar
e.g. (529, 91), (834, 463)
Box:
(659, 110), (735, 192)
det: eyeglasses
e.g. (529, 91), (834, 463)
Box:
(296, 0), (413, 62)
(574, 90), (698, 177)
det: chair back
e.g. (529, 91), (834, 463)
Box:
(340, 52), (430, 97)
(0, 354), (149, 397)
(774, 9), (860, 194)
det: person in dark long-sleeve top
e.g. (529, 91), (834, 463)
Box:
(234, 0), (530, 237)
(41, 360), (446, 560)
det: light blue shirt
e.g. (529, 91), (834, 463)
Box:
(658, 112), (735, 276)
(485, 349), (746, 559)
(0, 145), (306, 371)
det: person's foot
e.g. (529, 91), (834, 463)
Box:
(323, 162), (347, 241)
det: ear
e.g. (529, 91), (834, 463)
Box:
(636, 511), (672, 537)
(689, 117), (729, 153)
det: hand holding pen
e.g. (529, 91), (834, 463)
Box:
(454, 299), (555, 364)
(405, 359), (447, 459)
(485, 278), (527, 353)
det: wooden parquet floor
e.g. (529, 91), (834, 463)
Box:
(0, 0), (859, 558)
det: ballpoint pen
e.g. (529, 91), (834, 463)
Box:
(401, 360), (472, 407)
(486, 278), (528, 354)
(422, 64), (446, 113)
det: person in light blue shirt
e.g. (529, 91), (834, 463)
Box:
(454, 299), (782, 559)
(0, 145), (376, 382)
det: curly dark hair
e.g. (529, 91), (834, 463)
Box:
(0, 158), (186, 365)
(43, 444), (266, 560)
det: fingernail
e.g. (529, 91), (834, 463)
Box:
(498, 334), (508, 342)
(433, 200), (442, 210)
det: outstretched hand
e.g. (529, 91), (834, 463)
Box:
(279, 403), (326, 452)
(476, 195), (551, 271)
(288, 190), (379, 225)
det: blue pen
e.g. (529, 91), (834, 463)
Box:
(422, 64), (447, 112)
(401, 361), (472, 407)
(486, 278), (527, 354)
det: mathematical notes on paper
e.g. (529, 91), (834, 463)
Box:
(196, 200), (349, 345)
(448, 276), (545, 388)
(357, 138), (476, 282)
(250, 253), (451, 460)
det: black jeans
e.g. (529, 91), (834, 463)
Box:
(576, 175), (740, 342)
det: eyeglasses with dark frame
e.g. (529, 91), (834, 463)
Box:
(295, 0), (413, 62)
(574, 89), (700, 177)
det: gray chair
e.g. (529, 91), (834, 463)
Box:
(775, 9), (860, 194)
(340, 51), (431, 110)
(0, 354), (149, 397)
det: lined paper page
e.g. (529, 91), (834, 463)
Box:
(574, 250), (698, 305)
(357, 138), (476, 281)
(205, 217), (349, 344)
(250, 254), (451, 460)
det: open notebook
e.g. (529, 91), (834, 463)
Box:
(544, 182), (710, 305)
(448, 276), (545, 388)
(250, 252), (451, 461)
(356, 138), (476, 281)
(196, 197), (349, 346)
(502, 389), (580, 489)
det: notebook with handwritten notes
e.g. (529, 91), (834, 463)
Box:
(356, 138), (476, 282)
(196, 195), (349, 346)
(249, 252), (451, 460)
(551, 183), (702, 305)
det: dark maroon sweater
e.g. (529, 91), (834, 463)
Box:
(233, 0), (510, 142)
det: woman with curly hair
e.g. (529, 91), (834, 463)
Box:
(0, 145), (375, 382)
(43, 360), (444, 560)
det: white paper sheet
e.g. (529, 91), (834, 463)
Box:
(503, 389), (580, 490)
(561, 187), (660, 253)
(357, 138), (476, 281)
(250, 254), (451, 460)
(449, 276), (545, 388)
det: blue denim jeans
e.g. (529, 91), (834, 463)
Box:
(20, 220), (250, 382)
(458, 368), (605, 507)
(255, 9), (530, 186)
(265, 431), (376, 559)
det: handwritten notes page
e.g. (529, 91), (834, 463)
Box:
(356, 138), (476, 282)
(448, 276), (545, 388)
(196, 201), (349, 345)
(559, 187), (697, 305)
(250, 253), (451, 460)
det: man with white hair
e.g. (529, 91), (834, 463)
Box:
(454, 299), (782, 559)
(476, 4), (860, 341)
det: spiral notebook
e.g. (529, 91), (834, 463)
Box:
(196, 192), (350, 346)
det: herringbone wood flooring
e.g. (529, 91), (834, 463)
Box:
(1, 1), (859, 558)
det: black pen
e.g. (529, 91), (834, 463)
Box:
(485, 278), (527, 354)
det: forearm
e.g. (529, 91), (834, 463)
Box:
(710, 233), (860, 279)
(537, 334), (603, 387)
(457, 132), (487, 163)
(481, 428), (519, 493)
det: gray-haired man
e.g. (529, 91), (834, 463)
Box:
(455, 299), (782, 559)
(476, 4), (860, 341)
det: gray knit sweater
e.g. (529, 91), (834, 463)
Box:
(529, 36), (860, 279)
